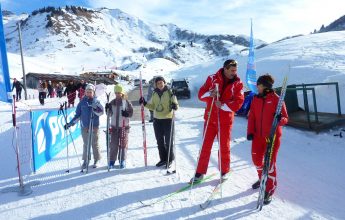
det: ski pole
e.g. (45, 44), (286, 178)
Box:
(139, 70), (147, 167)
(64, 102), (70, 173)
(106, 92), (111, 171)
(190, 95), (216, 195)
(166, 110), (175, 174)
(12, 95), (24, 187)
(120, 118), (126, 167)
(215, 83), (223, 199)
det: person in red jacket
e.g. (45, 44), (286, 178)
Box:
(247, 74), (288, 205)
(190, 59), (244, 183)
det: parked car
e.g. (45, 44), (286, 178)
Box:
(171, 78), (191, 99)
(134, 79), (146, 86)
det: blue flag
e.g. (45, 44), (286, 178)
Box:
(0, 3), (12, 103)
(245, 19), (257, 93)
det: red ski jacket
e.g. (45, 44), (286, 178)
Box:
(198, 68), (244, 124)
(247, 91), (289, 138)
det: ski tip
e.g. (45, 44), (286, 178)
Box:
(139, 201), (152, 207)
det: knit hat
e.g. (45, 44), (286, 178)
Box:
(155, 76), (166, 84)
(85, 84), (95, 91)
(257, 74), (274, 89)
(114, 84), (124, 94)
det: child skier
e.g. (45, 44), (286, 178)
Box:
(64, 84), (104, 169)
(105, 84), (133, 169)
(139, 76), (178, 168)
(247, 74), (289, 205)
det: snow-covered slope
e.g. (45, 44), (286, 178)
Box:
(3, 6), (261, 77)
(172, 31), (345, 113)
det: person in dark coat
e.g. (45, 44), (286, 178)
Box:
(38, 80), (48, 105)
(77, 79), (87, 100)
(11, 78), (24, 101)
(47, 81), (54, 98)
(64, 81), (77, 108)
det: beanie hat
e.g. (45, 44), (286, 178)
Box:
(85, 84), (95, 91)
(155, 76), (166, 84)
(257, 74), (274, 89)
(223, 59), (237, 68)
(114, 84), (124, 94)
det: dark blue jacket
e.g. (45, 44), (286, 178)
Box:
(70, 96), (104, 128)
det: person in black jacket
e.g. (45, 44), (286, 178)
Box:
(64, 81), (77, 108)
(11, 78), (24, 101)
(47, 81), (54, 98)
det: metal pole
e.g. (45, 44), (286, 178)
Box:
(17, 22), (27, 100)
(335, 82), (341, 116)
(311, 88), (319, 123)
(302, 84), (311, 129)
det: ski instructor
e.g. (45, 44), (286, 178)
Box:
(191, 59), (244, 183)
(247, 74), (288, 205)
(64, 84), (104, 169)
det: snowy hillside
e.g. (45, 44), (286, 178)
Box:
(172, 31), (345, 113)
(3, 6), (265, 77)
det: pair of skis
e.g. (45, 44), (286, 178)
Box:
(257, 75), (288, 211)
(140, 173), (216, 207)
(105, 93), (127, 170)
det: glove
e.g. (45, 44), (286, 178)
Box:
(91, 101), (99, 110)
(105, 103), (110, 112)
(139, 97), (147, 106)
(64, 123), (71, 130)
(171, 103), (178, 110)
(122, 110), (130, 117)
(247, 134), (254, 141)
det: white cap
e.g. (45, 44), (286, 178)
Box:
(85, 84), (95, 91)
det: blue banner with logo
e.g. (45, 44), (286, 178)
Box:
(0, 4), (12, 103)
(31, 108), (80, 171)
(246, 19), (258, 94)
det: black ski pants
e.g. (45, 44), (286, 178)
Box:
(153, 118), (174, 162)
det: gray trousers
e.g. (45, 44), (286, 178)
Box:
(110, 126), (129, 162)
(81, 128), (101, 161)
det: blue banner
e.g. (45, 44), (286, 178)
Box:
(31, 108), (81, 171)
(246, 19), (258, 94)
(0, 4), (12, 103)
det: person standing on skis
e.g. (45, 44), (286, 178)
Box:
(64, 84), (104, 169)
(191, 59), (244, 183)
(247, 74), (288, 205)
(105, 84), (133, 169)
(139, 76), (179, 168)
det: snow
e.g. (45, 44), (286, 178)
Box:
(1, 9), (345, 220)
(1, 98), (344, 219)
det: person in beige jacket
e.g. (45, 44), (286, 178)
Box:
(106, 84), (133, 169)
(139, 76), (178, 167)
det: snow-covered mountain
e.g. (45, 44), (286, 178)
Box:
(317, 14), (345, 33)
(172, 30), (345, 114)
(2, 6), (265, 75)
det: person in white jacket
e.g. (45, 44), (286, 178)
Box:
(105, 84), (133, 169)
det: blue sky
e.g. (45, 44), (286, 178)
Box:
(1, 0), (344, 43)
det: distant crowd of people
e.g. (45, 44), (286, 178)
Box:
(36, 79), (87, 106)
